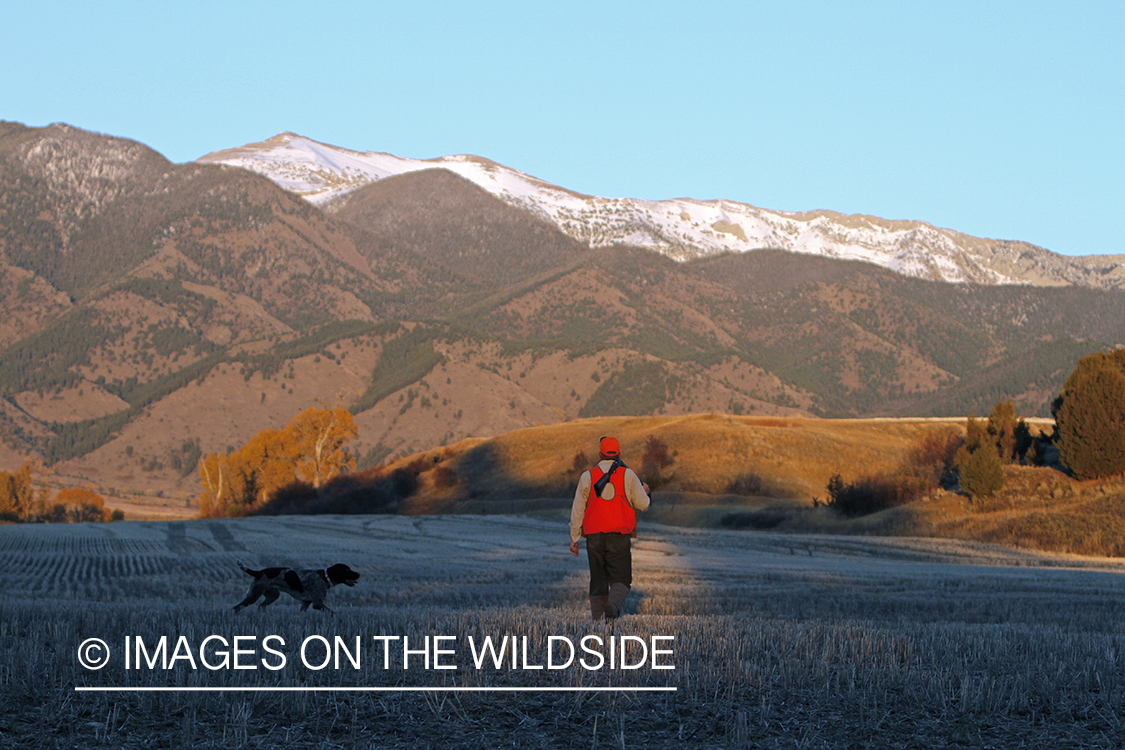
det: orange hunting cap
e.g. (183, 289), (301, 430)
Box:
(599, 436), (620, 457)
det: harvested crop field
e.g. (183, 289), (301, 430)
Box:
(3, 515), (1125, 748)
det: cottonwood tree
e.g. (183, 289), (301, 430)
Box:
(0, 464), (34, 520)
(199, 407), (358, 517)
(1054, 349), (1125, 480)
(238, 428), (301, 507)
(200, 428), (299, 518)
(288, 408), (357, 488)
(198, 453), (229, 518)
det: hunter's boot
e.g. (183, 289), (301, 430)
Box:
(603, 583), (630, 619)
(589, 595), (609, 621)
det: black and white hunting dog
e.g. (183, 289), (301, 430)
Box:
(233, 561), (360, 613)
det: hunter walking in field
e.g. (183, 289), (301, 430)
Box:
(569, 436), (650, 620)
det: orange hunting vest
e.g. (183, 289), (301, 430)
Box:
(582, 465), (636, 535)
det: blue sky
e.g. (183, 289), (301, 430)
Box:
(2, 1), (1121, 257)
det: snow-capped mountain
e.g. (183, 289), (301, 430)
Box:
(199, 133), (1125, 289)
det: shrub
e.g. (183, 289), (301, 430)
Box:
(727, 473), (768, 496)
(53, 487), (110, 523)
(256, 479), (318, 514)
(903, 427), (962, 488)
(69, 503), (108, 523)
(41, 503), (69, 523)
(255, 473), (404, 516)
(959, 443), (1006, 498)
(1054, 349), (1125, 480)
(640, 436), (674, 488)
(825, 429), (962, 517)
(826, 473), (902, 517)
(392, 458), (428, 497)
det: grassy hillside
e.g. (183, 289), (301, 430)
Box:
(389, 413), (944, 504)
(350, 414), (1125, 559)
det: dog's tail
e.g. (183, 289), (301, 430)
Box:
(237, 560), (261, 578)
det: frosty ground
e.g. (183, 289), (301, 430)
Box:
(3, 514), (1125, 748)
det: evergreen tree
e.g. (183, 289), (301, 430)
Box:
(955, 415), (988, 467)
(1013, 419), (1034, 464)
(955, 412), (1008, 498)
(1054, 350), (1125, 480)
(960, 444), (1005, 498)
(987, 399), (1019, 463)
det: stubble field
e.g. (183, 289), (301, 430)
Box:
(2, 514), (1125, 748)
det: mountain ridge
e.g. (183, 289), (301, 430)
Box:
(199, 131), (1125, 289)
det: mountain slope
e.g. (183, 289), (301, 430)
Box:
(200, 132), (1125, 289)
(0, 123), (467, 474)
(0, 122), (1123, 510)
(326, 168), (592, 287)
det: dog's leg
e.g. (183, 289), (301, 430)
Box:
(233, 584), (264, 612)
(258, 589), (280, 609)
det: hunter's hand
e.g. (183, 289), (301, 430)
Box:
(569, 541), (579, 556)
(643, 482), (651, 496)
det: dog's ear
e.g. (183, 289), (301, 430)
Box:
(284, 570), (305, 592)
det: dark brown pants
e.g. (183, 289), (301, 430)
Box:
(586, 532), (632, 596)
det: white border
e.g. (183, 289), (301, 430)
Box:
(75, 686), (676, 693)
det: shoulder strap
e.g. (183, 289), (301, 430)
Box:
(593, 456), (622, 498)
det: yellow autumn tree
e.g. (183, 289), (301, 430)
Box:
(0, 464), (34, 520)
(198, 452), (230, 518)
(287, 408), (358, 487)
(199, 428), (300, 518)
(199, 408), (358, 518)
(237, 427), (301, 502)
(55, 487), (108, 522)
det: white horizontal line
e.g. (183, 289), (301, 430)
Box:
(75, 686), (676, 693)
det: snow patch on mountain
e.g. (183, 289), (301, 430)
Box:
(199, 133), (1121, 288)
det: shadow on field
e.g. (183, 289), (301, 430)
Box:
(403, 441), (575, 516)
